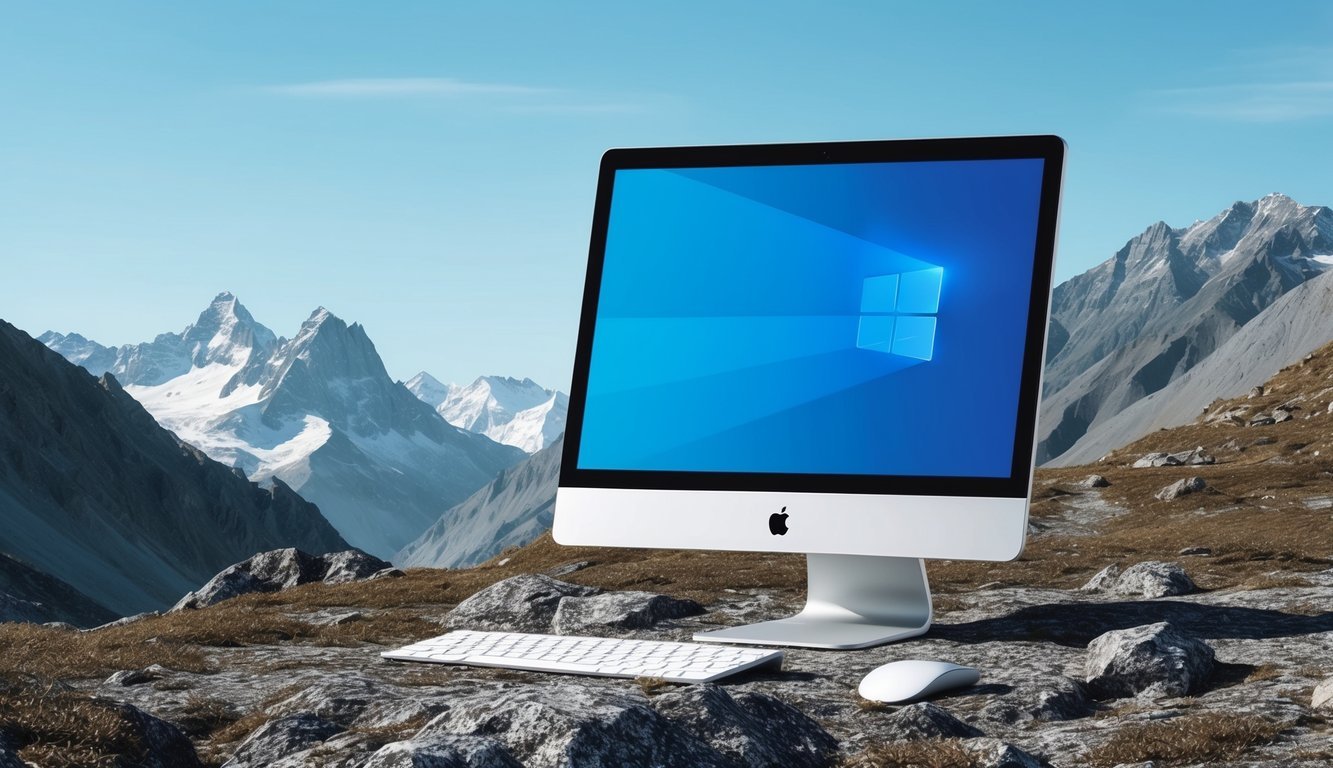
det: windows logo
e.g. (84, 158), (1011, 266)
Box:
(856, 267), (943, 361)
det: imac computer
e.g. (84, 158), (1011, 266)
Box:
(554, 135), (1065, 649)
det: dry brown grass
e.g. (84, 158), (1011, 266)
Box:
(635, 676), (672, 697)
(0, 593), (442, 687)
(0, 684), (156, 768)
(1084, 712), (1287, 766)
(204, 709), (270, 751)
(843, 739), (984, 768)
(1245, 664), (1283, 683)
(172, 694), (245, 740)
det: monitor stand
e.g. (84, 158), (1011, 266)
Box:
(693, 554), (932, 649)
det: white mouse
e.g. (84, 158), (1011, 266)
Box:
(858, 660), (981, 703)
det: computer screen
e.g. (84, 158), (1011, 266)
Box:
(573, 155), (1047, 485)
(557, 139), (1063, 641)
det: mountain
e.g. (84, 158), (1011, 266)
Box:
(1056, 267), (1333, 464)
(396, 435), (563, 568)
(0, 319), (348, 617)
(1040, 194), (1333, 465)
(406, 373), (568, 454)
(0, 551), (117, 627)
(45, 295), (526, 560)
(40, 291), (278, 387)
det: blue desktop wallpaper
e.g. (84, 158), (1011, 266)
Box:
(577, 158), (1045, 478)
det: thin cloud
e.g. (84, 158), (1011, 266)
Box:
(262, 76), (654, 114)
(267, 77), (557, 98)
(1154, 81), (1333, 122)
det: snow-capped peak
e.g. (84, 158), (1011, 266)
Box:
(405, 371), (451, 409)
(180, 291), (278, 368)
(414, 373), (568, 453)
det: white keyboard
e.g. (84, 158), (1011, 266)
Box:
(382, 630), (783, 684)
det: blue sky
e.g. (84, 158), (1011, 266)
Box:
(3, 2), (1331, 389)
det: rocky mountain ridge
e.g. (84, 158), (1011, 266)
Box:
(1041, 193), (1333, 464)
(1056, 265), (1333, 464)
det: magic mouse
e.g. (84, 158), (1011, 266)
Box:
(858, 660), (981, 703)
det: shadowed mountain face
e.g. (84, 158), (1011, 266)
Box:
(0, 319), (349, 617)
(0, 551), (116, 627)
(43, 295), (526, 560)
(1041, 194), (1333, 464)
(397, 435), (563, 568)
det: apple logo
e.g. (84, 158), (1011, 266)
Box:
(768, 506), (790, 536)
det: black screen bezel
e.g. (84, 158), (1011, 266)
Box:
(559, 135), (1064, 499)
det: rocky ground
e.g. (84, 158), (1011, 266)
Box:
(4, 354), (1333, 766)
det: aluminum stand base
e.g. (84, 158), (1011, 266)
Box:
(694, 553), (932, 650)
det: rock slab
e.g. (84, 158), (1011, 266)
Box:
(1154, 477), (1207, 501)
(1313, 676), (1333, 711)
(878, 701), (984, 740)
(1113, 561), (1197, 598)
(415, 683), (732, 768)
(173, 548), (392, 611)
(552, 591), (705, 634)
(223, 713), (344, 768)
(362, 733), (523, 768)
(445, 574), (599, 633)
(1084, 621), (1215, 698)
(652, 683), (839, 768)
(447, 574), (704, 635)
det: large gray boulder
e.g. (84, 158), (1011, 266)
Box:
(1083, 561), (1196, 598)
(222, 713), (343, 768)
(105, 664), (169, 687)
(1084, 622), (1215, 698)
(1080, 564), (1122, 593)
(446, 574), (703, 635)
(1132, 452), (1180, 468)
(1313, 676), (1333, 711)
(1154, 476), (1208, 501)
(445, 574), (599, 633)
(878, 701), (984, 740)
(651, 684), (839, 768)
(414, 683), (731, 768)
(361, 733), (523, 768)
(552, 591), (705, 634)
(322, 550), (395, 584)
(1170, 446), (1216, 465)
(1114, 561), (1197, 598)
(173, 548), (391, 610)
